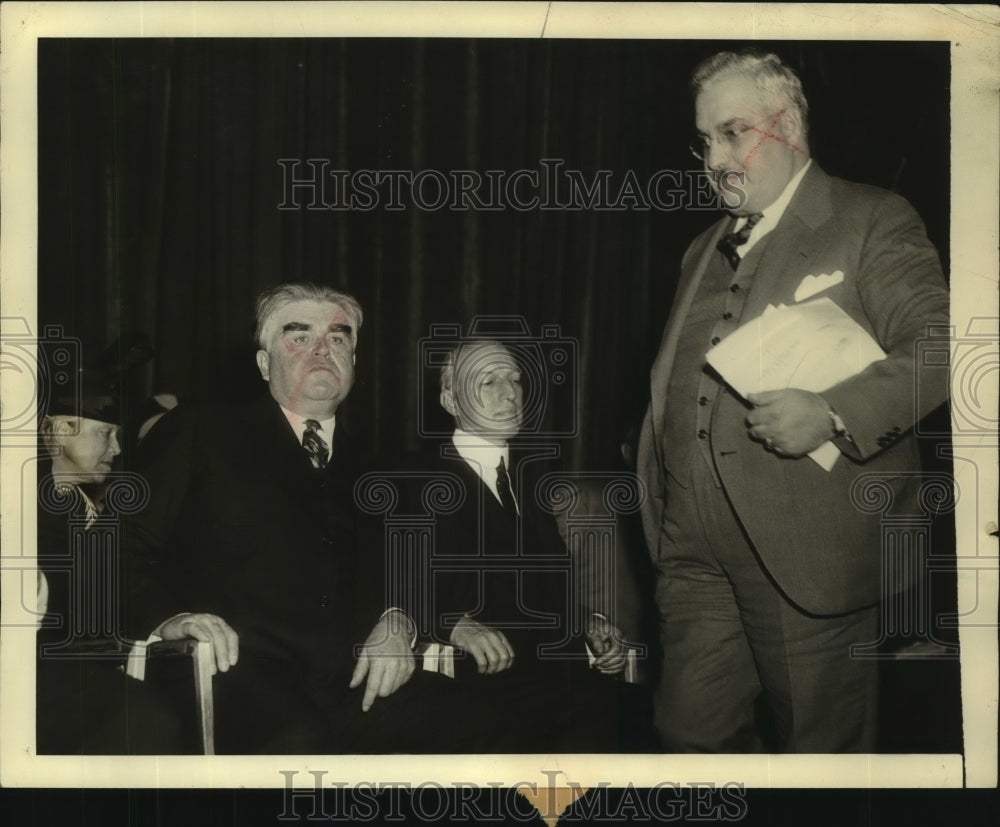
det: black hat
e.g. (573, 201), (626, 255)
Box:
(44, 366), (120, 424)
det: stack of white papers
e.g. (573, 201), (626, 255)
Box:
(706, 297), (886, 470)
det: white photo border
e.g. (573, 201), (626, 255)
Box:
(1, 1), (997, 792)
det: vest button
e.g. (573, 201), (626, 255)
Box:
(698, 429), (708, 440)
(729, 283), (740, 293)
(711, 336), (721, 346)
(722, 312), (732, 320)
(698, 396), (709, 406)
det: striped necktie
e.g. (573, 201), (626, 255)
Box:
(716, 212), (763, 270)
(302, 419), (329, 469)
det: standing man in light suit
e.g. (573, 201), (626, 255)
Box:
(637, 51), (949, 752)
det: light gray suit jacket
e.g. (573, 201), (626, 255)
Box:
(638, 163), (950, 615)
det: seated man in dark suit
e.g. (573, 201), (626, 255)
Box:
(417, 338), (631, 752)
(124, 282), (417, 753)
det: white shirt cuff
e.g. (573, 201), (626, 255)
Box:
(126, 634), (162, 681)
(126, 612), (191, 681)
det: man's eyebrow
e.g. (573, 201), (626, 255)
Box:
(697, 118), (738, 136)
(718, 117), (748, 130)
(280, 321), (353, 340)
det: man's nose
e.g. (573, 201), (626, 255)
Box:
(704, 138), (730, 172)
(109, 432), (122, 456)
(313, 336), (331, 356)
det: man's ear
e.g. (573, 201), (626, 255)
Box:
(780, 108), (806, 148)
(440, 389), (456, 417)
(41, 416), (75, 457)
(255, 350), (270, 381)
(40, 416), (60, 453)
(48, 417), (75, 436)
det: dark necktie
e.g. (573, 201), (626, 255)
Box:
(302, 419), (329, 469)
(716, 212), (763, 270)
(495, 457), (517, 511)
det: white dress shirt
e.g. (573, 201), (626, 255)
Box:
(735, 158), (812, 257)
(450, 429), (518, 512)
(279, 406), (337, 449)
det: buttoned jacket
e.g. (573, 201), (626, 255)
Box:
(638, 163), (950, 614)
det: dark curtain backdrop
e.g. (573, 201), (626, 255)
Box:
(38, 39), (950, 469)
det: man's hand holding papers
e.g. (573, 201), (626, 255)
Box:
(706, 297), (887, 470)
(745, 388), (836, 457)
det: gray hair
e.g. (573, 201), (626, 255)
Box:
(691, 50), (809, 138)
(439, 339), (513, 393)
(254, 282), (363, 349)
(440, 347), (457, 394)
(39, 414), (61, 457)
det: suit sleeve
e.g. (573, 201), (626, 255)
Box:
(821, 191), (950, 460)
(379, 456), (468, 644)
(121, 406), (200, 639)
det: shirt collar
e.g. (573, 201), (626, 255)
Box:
(450, 429), (514, 508)
(279, 405), (337, 444)
(451, 429), (509, 478)
(735, 157), (812, 247)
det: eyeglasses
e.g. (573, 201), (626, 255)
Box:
(689, 109), (786, 163)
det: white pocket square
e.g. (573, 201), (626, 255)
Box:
(795, 270), (844, 302)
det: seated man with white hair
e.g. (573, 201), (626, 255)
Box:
(410, 338), (637, 752)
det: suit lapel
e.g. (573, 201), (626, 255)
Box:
(440, 444), (499, 512)
(242, 395), (311, 476)
(649, 217), (732, 433)
(742, 164), (834, 319)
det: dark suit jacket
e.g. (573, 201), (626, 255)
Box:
(414, 444), (575, 664)
(639, 163), (950, 615)
(124, 394), (381, 749)
(36, 471), (184, 753)
(402, 442), (626, 752)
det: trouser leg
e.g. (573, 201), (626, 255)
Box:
(735, 586), (879, 753)
(652, 466), (761, 752)
(653, 459), (878, 753)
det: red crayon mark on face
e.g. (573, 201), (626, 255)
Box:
(696, 75), (810, 215)
(738, 109), (806, 168)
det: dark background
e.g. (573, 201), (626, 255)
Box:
(38, 38), (951, 470)
(26, 36), (976, 817)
